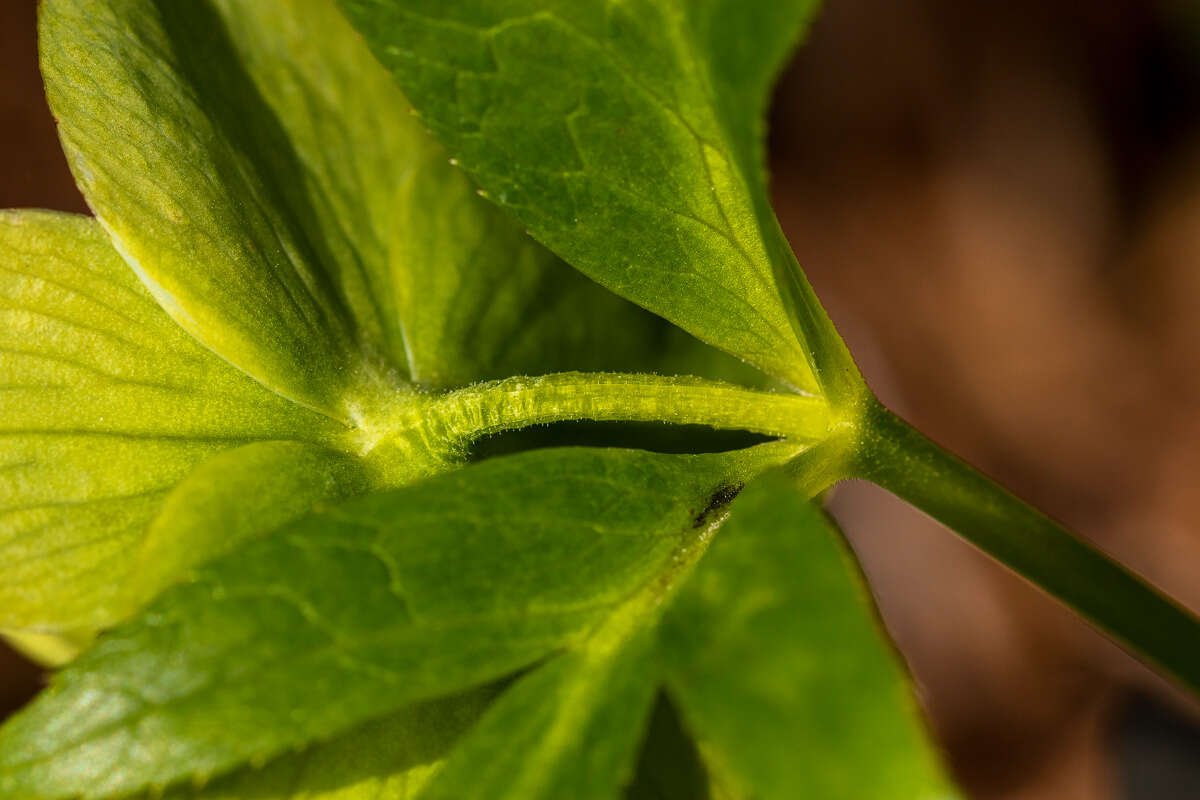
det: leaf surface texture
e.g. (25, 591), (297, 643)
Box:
(659, 474), (959, 798)
(0, 211), (343, 638)
(340, 0), (831, 392)
(0, 445), (792, 799)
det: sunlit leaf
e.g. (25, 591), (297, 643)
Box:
(122, 440), (369, 614)
(40, 0), (736, 405)
(339, 0), (853, 394)
(41, 0), (378, 414)
(0, 443), (799, 800)
(0, 211), (341, 639)
(206, 0), (682, 389)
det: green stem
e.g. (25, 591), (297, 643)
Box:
(428, 372), (832, 450)
(852, 399), (1200, 695)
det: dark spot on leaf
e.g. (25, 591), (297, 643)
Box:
(693, 482), (743, 529)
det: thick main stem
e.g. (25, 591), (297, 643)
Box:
(426, 372), (832, 450)
(853, 399), (1200, 695)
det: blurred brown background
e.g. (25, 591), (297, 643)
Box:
(771, 1), (1200, 798)
(3, 0), (1200, 797)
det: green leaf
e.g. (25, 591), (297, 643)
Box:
(122, 440), (369, 615)
(420, 625), (659, 800)
(0, 443), (799, 800)
(339, 0), (838, 394)
(197, 0), (675, 390)
(376, 107), (669, 388)
(0, 210), (342, 639)
(39, 0), (723, 402)
(162, 690), (495, 800)
(40, 0), (380, 415)
(658, 473), (958, 799)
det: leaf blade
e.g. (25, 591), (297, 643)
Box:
(40, 0), (719, 402)
(338, 0), (832, 393)
(214, 0), (723, 388)
(40, 0), (378, 414)
(122, 440), (370, 615)
(659, 474), (959, 799)
(420, 626), (660, 800)
(164, 690), (495, 800)
(0, 444), (799, 800)
(0, 211), (342, 638)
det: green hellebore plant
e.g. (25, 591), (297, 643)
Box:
(0, 0), (1196, 798)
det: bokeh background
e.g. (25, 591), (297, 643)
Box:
(3, 0), (1200, 796)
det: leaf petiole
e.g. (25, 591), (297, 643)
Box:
(851, 399), (1200, 695)
(428, 372), (833, 452)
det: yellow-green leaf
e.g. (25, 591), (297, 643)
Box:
(40, 0), (382, 415)
(420, 626), (660, 800)
(0, 211), (342, 639)
(122, 440), (369, 615)
(339, 0), (848, 394)
(659, 474), (958, 799)
(0, 444), (797, 800)
(40, 0), (717, 405)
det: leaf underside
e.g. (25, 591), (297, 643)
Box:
(0, 446), (793, 799)
(40, 0), (743, 409)
(657, 473), (957, 799)
(0, 449), (957, 800)
(10, 0), (770, 655)
(0, 0), (967, 798)
(339, 0), (836, 394)
(0, 211), (343, 639)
